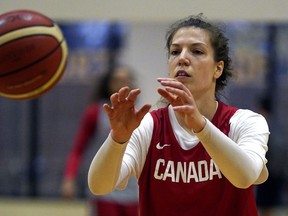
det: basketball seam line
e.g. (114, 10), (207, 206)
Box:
(0, 39), (65, 78)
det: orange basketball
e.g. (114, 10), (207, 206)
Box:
(0, 9), (68, 100)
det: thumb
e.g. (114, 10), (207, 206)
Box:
(136, 104), (152, 121)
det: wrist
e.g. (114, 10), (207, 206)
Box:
(191, 116), (207, 133)
(111, 130), (130, 144)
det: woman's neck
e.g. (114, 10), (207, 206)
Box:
(196, 98), (218, 121)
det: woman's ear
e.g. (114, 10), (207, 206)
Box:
(214, 61), (224, 79)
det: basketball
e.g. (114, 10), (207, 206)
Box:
(0, 9), (68, 100)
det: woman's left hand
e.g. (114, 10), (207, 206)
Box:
(157, 78), (205, 132)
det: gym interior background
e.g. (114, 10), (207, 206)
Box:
(1, 0), (288, 215)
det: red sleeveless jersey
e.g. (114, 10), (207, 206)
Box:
(138, 101), (258, 216)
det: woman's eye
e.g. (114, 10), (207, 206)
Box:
(193, 49), (204, 55)
(170, 50), (179, 55)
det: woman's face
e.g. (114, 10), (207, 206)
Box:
(168, 27), (223, 99)
(109, 67), (134, 94)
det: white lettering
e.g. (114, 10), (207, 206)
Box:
(187, 162), (199, 183)
(176, 161), (187, 183)
(198, 160), (209, 182)
(209, 159), (222, 180)
(154, 159), (222, 183)
(154, 159), (165, 180)
(163, 161), (175, 182)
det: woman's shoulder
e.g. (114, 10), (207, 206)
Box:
(219, 101), (264, 123)
(233, 108), (264, 121)
(230, 108), (269, 133)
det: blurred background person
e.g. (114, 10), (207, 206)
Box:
(61, 64), (139, 216)
(256, 97), (288, 216)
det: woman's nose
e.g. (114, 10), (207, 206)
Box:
(178, 50), (190, 66)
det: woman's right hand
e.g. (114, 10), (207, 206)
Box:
(103, 86), (151, 143)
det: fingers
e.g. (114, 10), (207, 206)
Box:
(126, 88), (141, 102)
(157, 78), (192, 104)
(103, 103), (114, 118)
(110, 87), (141, 105)
(164, 86), (191, 102)
(104, 87), (142, 116)
(157, 87), (177, 104)
(157, 77), (183, 88)
(137, 104), (152, 120)
(110, 86), (129, 105)
(110, 93), (119, 106)
(157, 78), (190, 93)
(117, 86), (130, 102)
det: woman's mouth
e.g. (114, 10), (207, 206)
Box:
(176, 70), (191, 78)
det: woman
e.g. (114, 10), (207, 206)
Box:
(88, 14), (269, 216)
(62, 64), (139, 216)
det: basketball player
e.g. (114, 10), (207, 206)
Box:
(88, 14), (269, 216)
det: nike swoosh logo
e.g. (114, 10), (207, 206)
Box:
(156, 143), (171, 150)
